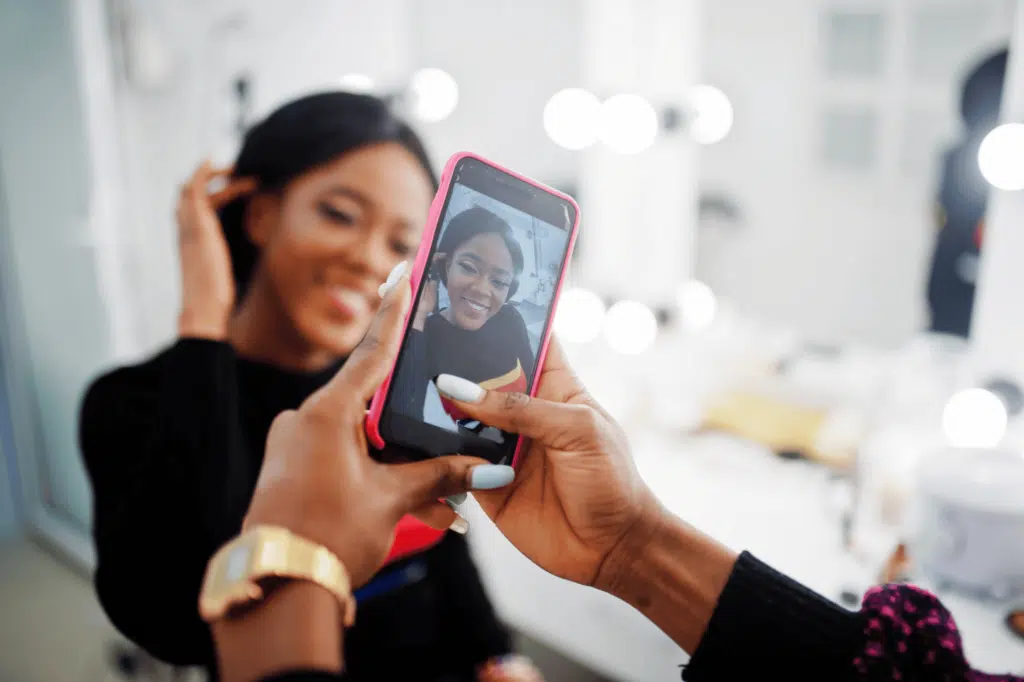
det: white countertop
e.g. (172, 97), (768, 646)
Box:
(466, 429), (1024, 682)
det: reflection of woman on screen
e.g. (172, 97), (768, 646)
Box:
(393, 206), (535, 424)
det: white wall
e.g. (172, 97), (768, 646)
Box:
(0, 0), (122, 532)
(972, 1), (1024, 383)
(412, 0), (582, 186)
(697, 0), (1015, 345)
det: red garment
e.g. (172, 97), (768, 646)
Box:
(384, 516), (444, 565)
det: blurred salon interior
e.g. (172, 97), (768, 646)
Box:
(3, 0), (1024, 680)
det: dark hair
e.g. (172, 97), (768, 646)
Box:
(219, 91), (437, 292)
(960, 48), (1008, 133)
(438, 206), (524, 298)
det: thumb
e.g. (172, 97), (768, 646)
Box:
(310, 261), (410, 410)
(434, 375), (583, 442)
(390, 456), (515, 513)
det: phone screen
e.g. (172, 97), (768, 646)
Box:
(380, 156), (577, 464)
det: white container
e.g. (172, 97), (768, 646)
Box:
(911, 448), (1024, 599)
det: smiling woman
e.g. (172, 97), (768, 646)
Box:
(78, 92), (531, 682)
(391, 205), (536, 445)
(227, 143), (431, 368)
(217, 95), (436, 369)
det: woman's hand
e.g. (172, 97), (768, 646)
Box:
(176, 161), (257, 340)
(435, 340), (662, 591)
(439, 340), (740, 658)
(412, 252), (447, 331)
(242, 264), (515, 586)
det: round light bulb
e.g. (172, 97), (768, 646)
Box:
(677, 280), (717, 331)
(543, 88), (601, 150)
(689, 85), (734, 145)
(942, 388), (1008, 448)
(409, 68), (459, 123)
(338, 73), (375, 93)
(554, 288), (606, 343)
(978, 123), (1024, 191)
(597, 94), (659, 154)
(603, 300), (658, 355)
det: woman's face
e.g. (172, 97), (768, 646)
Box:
(250, 142), (434, 355)
(445, 233), (516, 331)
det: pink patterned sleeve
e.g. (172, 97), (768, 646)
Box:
(854, 584), (1022, 682)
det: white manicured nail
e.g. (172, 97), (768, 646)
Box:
(469, 465), (515, 490)
(377, 261), (409, 298)
(449, 515), (469, 535)
(435, 374), (484, 403)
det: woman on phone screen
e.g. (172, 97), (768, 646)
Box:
(79, 92), (540, 682)
(391, 206), (536, 438)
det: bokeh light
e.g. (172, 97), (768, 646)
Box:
(942, 388), (1008, 448)
(978, 123), (1024, 191)
(604, 300), (658, 354)
(409, 68), (459, 122)
(597, 94), (659, 154)
(544, 88), (601, 150)
(677, 280), (718, 331)
(554, 287), (606, 343)
(688, 84), (734, 145)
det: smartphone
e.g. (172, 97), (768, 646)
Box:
(366, 152), (580, 466)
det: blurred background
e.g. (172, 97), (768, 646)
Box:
(3, 0), (1024, 680)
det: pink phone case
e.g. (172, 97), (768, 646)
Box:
(364, 151), (581, 469)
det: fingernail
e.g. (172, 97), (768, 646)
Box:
(377, 261), (409, 298)
(470, 465), (515, 490)
(446, 493), (468, 508)
(436, 374), (484, 403)
(449, 515), (469, 535)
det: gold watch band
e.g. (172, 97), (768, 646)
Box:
(199, 525), (356, 627)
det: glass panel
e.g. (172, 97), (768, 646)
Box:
(0, 303), (23, 543)
(0, 0), (120, 535)
(823, 10), (886, 78)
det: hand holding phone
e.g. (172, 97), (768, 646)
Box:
(412, 253), (447, 331)
(365, 153), (580, 467)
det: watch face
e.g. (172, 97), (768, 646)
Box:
(226, 545), (252, 581)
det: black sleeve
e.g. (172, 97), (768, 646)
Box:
(389, 328), (431, 418)
(683, 552), (863, 682)
(80, 339), (254, 667)
(430, 533), (514, 667)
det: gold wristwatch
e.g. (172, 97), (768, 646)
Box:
(199, 525), (356, 626)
